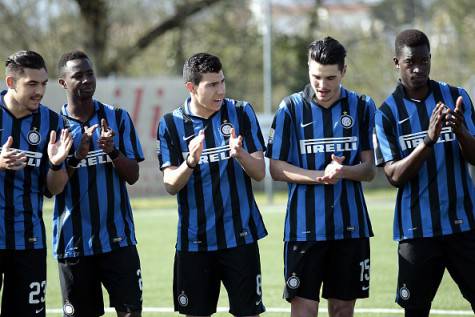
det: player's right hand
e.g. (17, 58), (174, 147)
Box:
(187, 130), (205, 167)
(76, 124), (99, 160)
(0, 136), (27, 171)
(316, 154), (345, 185)
(427, 101), (446, 142)
(445, 96), (468, 136)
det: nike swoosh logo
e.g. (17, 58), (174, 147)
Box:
(300, 122), (314, 128)
(256, 299), (262, 305)
(36, 307), (44, 314)
(182, 134), (194, 141)
(362, 286), (369, 291)
(398, 117), (410, 124)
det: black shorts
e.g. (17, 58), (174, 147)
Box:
(173, 242), (265, 316)
(397, 230), (475, 309)
(284, 238), (370, 302)
(0, 249), (47, 317)
(58, 245), (142, 317)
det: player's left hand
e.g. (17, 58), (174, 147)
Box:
(48, 129), (73, 165)
(316, 154), (345, 185)
(229, 128), (244, 159)
(445, 96), (468, 136)
(98, 119), (116, 153)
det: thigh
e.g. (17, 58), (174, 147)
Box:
(444, 230), (475, 305)
(283, 241), (327, 302)
(1, 249), (46, 317)
(0, 250), (5, 292)
(58, 255), (104, 317)
(220, 242), (265, 316)
(322, 238), (370, 300)
(173, 249), (220, 316)
(396, 238), (445, 309)
(100, 246), (143, 313)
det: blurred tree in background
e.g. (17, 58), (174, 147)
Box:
(1, 0), (475, 110)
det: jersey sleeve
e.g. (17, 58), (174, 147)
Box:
(241, 102), (266, 153)
(374, 106), (401, 166)
(459, 88), (475, 135)
(157, 116), (182, 171)
(118, 110), (144, 162)
(359, 96), (376, 151)
(265, 99), (292, 162)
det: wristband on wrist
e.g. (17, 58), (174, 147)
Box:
(67, 154), (81, 168)
(49, 161), (62, 171)
(185, 154), (197, 169)
(68, 157), (81, 167)
(108, 148), (120, 160)
(423, 135), (437, 147)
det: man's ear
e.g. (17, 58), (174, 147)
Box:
(185, 81), (195, 93)
(393, 57), (400, 69)
(5, 75), (15, 89)
(58, 78), (67, 89)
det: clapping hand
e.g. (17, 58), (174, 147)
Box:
(48, 129), (74, 165)
(316, 154), (345, 185)
(98, 119), (116, 154)
(0, 137), (27, 170)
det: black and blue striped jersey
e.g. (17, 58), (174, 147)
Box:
(265, 85), (375, 241)
(157, 98), (268, 252)
(375, 80), (475, 241)
(0, 90), (63, 250)
(53, 100), (144, 259)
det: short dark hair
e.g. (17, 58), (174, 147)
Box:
(183, 53), (222, 85)
(308, 37), (346, 70)
(5, 50), (47, 76)
(395, 29), (430, 57)
(57, 50), (90, 76)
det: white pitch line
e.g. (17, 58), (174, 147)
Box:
(45, 306), (473, 315)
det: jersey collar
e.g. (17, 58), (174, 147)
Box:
(61, 99), (100, 124)
(181, 97), (225, 121)
(393, 79), (436, 102)
(302, 84), (347, 109)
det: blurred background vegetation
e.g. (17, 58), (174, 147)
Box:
(1, 0), (475, 110)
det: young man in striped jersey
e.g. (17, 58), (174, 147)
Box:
(375, 29), (475, 317)
(54, 51), (144, 317)
(0, 50), (72, 317)
(266, 37), (376, 317)
(157, 53), (267, 317)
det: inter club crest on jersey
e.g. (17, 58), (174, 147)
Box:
(340, 112), (354, 129)
(27, 128), (41, 145)
(220, 122), (233, 136)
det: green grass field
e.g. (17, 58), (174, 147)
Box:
(39, 188), (472, 316)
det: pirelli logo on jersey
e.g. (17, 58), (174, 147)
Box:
(182, 145), (231, 165)
(23, 150), (43, 167)
(399, 127), (455, 151)
(299, 136), (358, 154)
(69, 149), (112, 168)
